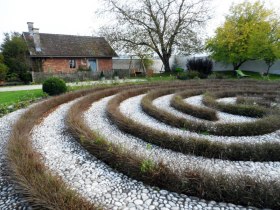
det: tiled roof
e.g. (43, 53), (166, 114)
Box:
(22, 32), (118, 58)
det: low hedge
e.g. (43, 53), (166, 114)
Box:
(141, 89), (280, 136)
(67, 85), (280, 209)
(202, 91), (273, 118)
(106, 88), (280, 161)
(8, 87), (101, 209)
(170, 90), (218, 121)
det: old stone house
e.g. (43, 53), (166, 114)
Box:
(22, 22), (117, 73)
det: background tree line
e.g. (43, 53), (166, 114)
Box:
(205, 1), (280, 74)
(98, 0), (280, 74)
(0, 32), (31, 83)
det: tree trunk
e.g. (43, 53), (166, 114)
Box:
(161, 54), (171, 73)
(233, 63), (242, 71)
(233, 62), (243, 76)
(266, 63), (273, 75)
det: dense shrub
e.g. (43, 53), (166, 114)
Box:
(0, 63), (8, 81)
(174, 67), (184, 73)
(42, 77), (67, 96)
(186, 57), (213, 78)
(19, 72), (32, 84)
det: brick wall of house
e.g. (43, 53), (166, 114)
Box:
(41, 58), (112, 73)
(98, 58), (112, 71)
(42, 58), (87, 73)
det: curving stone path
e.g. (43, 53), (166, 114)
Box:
(85, 96), (280, 181)
(0, 110), (32, 210)
(182, 95), (255, 123)
(4, 86), (279, 209)
(121, 94), (280, 145)
(30, 98), (250, 210)
(155, 94), (255, 123)
(216, 97), (237, 104)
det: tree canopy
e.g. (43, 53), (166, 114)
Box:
(248, 19), (280, 74)
(206, 1), (280, 71)
(0, 32), (30, 81)
(97, 0), (211, 72)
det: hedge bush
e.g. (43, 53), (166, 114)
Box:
(186, 58), (213, 78)
(42, 77), (67, 96)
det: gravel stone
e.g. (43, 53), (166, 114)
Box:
(27, 94), (273, 209)
(0, 109), (32, 209)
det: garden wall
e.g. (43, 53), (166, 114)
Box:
(172, 56), (280, 75)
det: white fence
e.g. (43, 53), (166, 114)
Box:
(113, 56), (280, 75)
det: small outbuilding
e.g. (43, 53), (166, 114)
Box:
(23, 22), (118, 73)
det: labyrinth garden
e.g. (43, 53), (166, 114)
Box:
(2, 79), (280, 209)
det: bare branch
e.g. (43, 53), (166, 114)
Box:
(97, 0), (212, 72)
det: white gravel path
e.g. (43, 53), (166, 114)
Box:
(182, 95), (255, 123)
(85, 96), (280, 181)
(216, 97), (237, 104)
(121, 94), (280, 145)
(0, 110), (32, 210)
(31, 99), (238, 210)
(162, 95), (252, 123)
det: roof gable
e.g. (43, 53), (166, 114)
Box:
(22, 32), (118, 58)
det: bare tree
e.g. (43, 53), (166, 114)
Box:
(97, 0), (211, 72)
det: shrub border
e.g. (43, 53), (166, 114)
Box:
(67, 84), (280, 208)
(170, 89), (218, 121)
(141, 88), (280, 136)
(107, 87), (280, 161)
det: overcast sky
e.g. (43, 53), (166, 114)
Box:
(0, 0), (279, 45)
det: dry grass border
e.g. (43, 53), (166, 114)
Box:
(236, 94), (280, 108)
(141, 87), (280, 136)
(6, 86), (120, 209)
(202, 90), (277, 118)
(67, 84), (280, 209)
(107, 87), (280, 161)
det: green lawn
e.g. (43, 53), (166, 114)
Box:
(1, 70), (279, 105)
(213, 70), (280, 80)
(0, 89), (45, 105)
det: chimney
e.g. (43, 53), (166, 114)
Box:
(27, 22), (34, 33)
(33, 28), (41, 52)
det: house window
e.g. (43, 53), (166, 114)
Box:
(69, 59), (76, 68)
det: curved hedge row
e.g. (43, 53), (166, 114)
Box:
(202, 90), (277, 118)
(8, 88), (101, 209)
(106, 88), (280, 162)
(170, 90), (218, 121)
(141, 88), (280, 136)
(67, 85), (280, 208)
